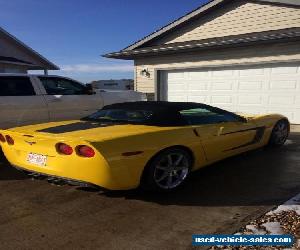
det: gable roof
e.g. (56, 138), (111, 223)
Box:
(104, 27), (300, 59)
(0, 26), (59, 70)
(105, 0), (300, 56)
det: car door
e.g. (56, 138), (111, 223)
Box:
(180, 107), (260, 162)
(36, 76), (103, 121)
(0, 76), (49, 129)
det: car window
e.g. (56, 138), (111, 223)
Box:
(180, 108), (239, 125)
(39, 77), (86, 95)
(85, 109), (153, 123)
(0, 76), (35, 96)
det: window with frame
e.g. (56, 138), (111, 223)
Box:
(0, 76), (36, 96)
(39, 77), (86, 95)
(85, 109), (154, 123)
(180, 107), (239, 125)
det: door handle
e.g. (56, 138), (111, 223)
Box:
(217, 126), (224, 136)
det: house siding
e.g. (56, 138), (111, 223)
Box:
(151, 1), (300, 45)
(0, 63), (27, 73)
(135, 40), (300, 93)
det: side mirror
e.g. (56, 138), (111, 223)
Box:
(239, 116), (248, 123)
(84, 84), (96, 95)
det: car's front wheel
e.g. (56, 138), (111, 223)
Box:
(269, 119), (290, 147)
(141, 148), (192, 191)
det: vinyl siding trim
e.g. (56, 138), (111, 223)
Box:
(158, 2), (300, 45)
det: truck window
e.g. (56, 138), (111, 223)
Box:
(39, 77), (86, 95)
(0, 76), (35, 96)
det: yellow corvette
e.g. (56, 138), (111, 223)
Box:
(0, 102), (289, 191)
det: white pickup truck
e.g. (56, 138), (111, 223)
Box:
(0, 74), (146, 129)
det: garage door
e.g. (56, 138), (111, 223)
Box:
(165, 64), (300, 124)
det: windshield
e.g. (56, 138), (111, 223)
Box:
(83, 109), (154, 123)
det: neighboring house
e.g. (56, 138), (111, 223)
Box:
(104, 0), (300, 124)
(91, 79), (134, 90)
(0, 27), (59, 73)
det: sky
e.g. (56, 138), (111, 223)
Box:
(0, 0), (209, 83)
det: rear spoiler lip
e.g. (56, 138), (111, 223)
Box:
(0, 129), (92, 147)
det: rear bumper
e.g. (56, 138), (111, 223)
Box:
(12, 164), (104, 190)
(1, 135), (145, 190)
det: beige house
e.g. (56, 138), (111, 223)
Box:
(0, 27), (59, 73)
(104, 0), (300, 124)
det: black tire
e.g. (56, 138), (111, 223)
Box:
(269, 119), (290, 147)
(141, 147), (192, 192)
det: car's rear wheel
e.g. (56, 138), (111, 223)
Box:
(269, 119), (289, 147)
(141, 148), (192, 192)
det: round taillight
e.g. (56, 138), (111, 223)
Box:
(57, 143), (73, 155)
(77, 145), (95, 158)
(5, 135), (14, 145)
(0, 133), (5, 143)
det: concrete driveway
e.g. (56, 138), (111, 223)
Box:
(0, 129), (299, 250)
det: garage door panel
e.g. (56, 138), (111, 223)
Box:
(188, 81), (208, 90)
(239, 68), (265, 76)
(268, 96), (295, 105)
(238, 95), (263, 105)
(169, 83), (187, 91)
(188, 71), (210, 79)
(238, 81), (263, 90)
(211, 96), (233, 105)
(271, 66), (299, 74)
(187, 95), (208, 102)
(269, 74), (300, 81)
(296, 96), (300, 106)
(211, 81), (235, 90)
(167, 72), (185, 80)
(212, 70), (235, 77)
(169, 95), (188, 102)
(270, 80), (297, 90)
(295, 110), (300, 123)
(166, 64), (300, 124)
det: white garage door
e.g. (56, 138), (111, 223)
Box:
(165, 64), (300, 124)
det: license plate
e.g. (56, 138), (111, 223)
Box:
(27, 153), (47, 166)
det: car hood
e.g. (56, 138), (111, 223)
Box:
(236, 113), (260, 120)
(237, 112), (285, 120)
(6, 120), (176, 142)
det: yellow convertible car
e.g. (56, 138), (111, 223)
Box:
(0, 102), (289, 191)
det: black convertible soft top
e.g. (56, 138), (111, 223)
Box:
(102, 101), (192, 126)
(103, 101), (211, 112)
(101, 101), (242, 127)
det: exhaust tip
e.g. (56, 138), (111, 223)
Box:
(28, 173), (45, 180)
(47, 177), (66, 186)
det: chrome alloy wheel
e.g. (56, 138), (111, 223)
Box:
(153, 152), (190, 190)
(273, 121), (289, 145)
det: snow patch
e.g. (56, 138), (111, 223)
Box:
(245, 225), (266, 235)
(262, 222), (284, 235)
(267, 193), (300, 216)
